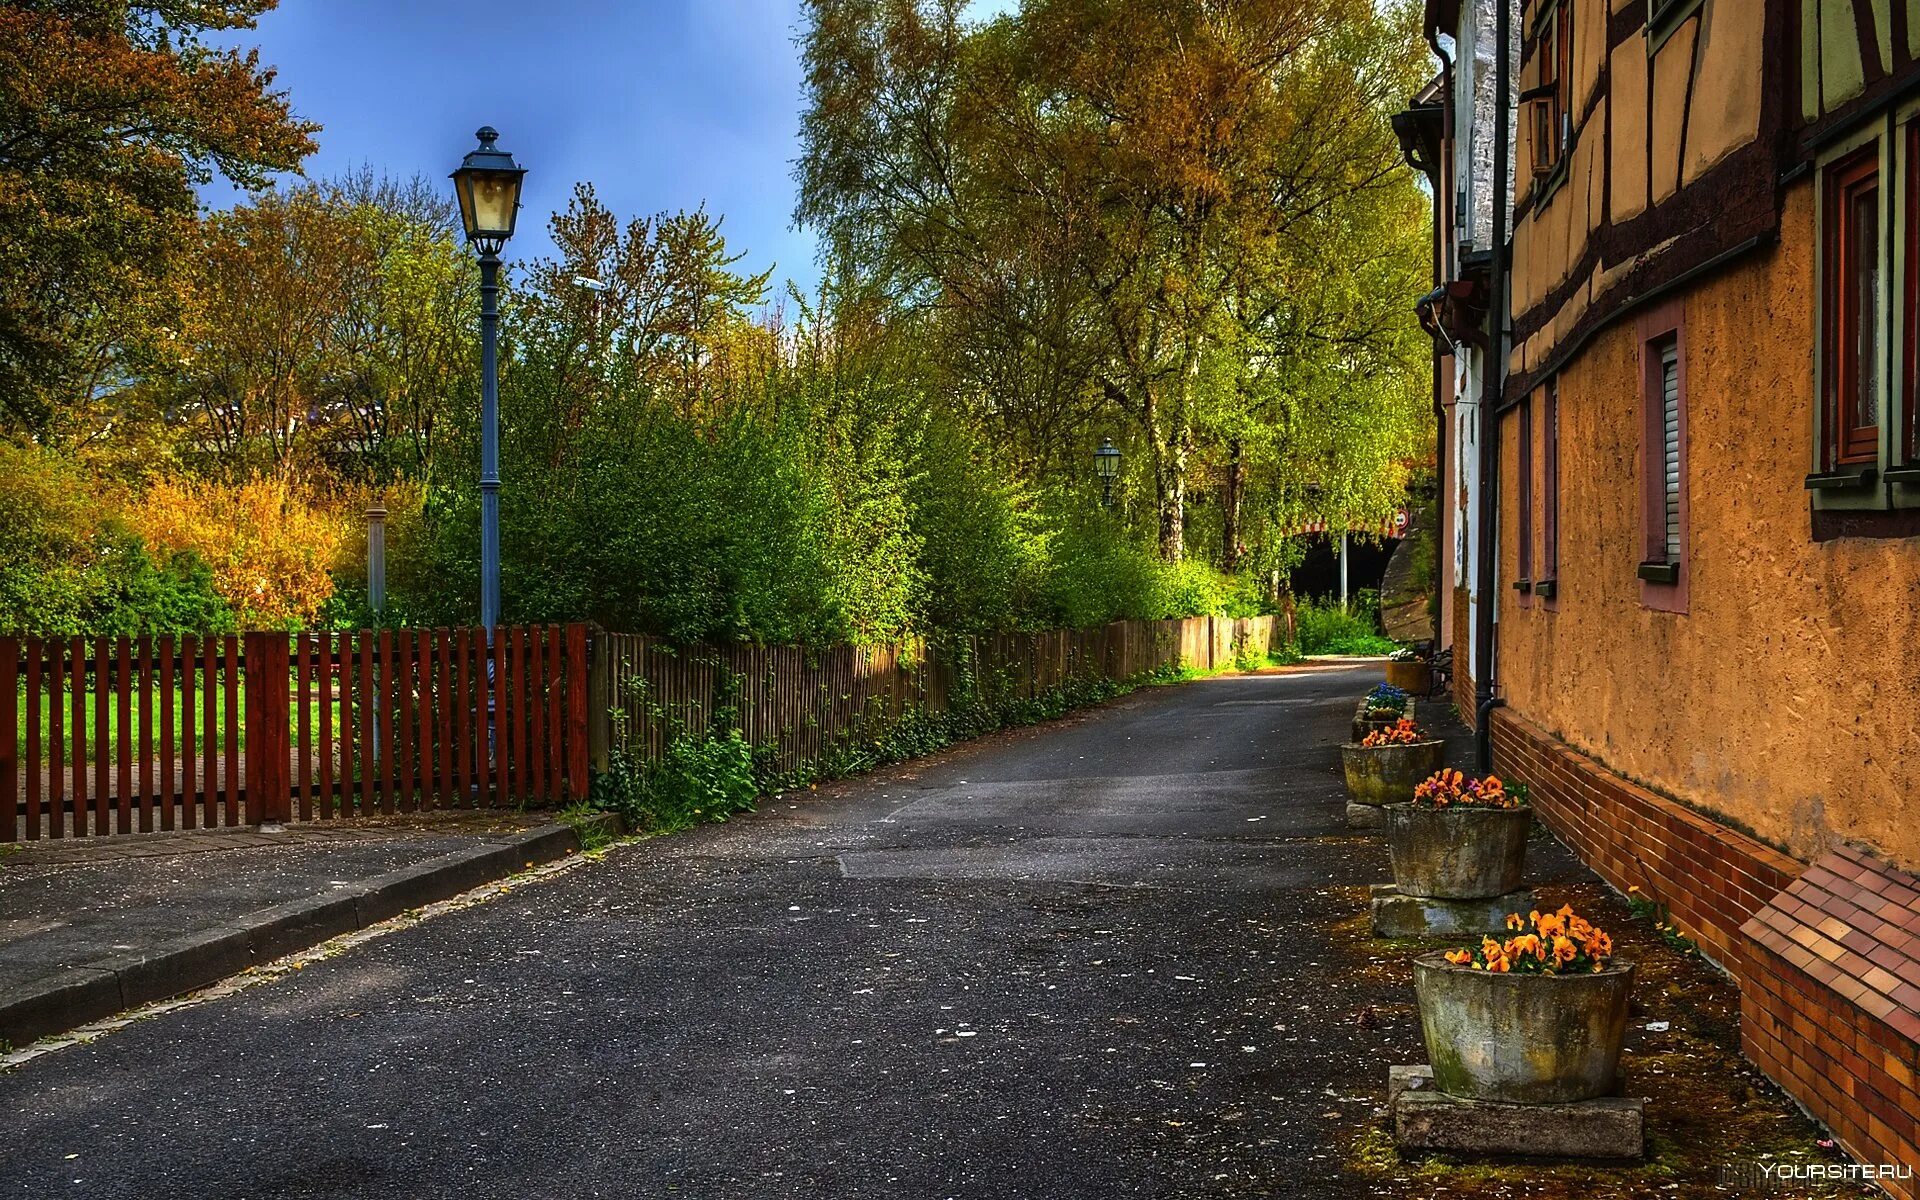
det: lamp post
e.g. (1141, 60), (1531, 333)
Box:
(451, 126), (526, 633)
(1094, 437), (1121, 507)
(365, 504), (387, 619)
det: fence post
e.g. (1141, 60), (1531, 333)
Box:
(570, 623), (594, 798)
(586, 624), (611, 775)
(243, 632), (292, 825)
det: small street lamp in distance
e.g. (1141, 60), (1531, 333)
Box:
(1095, 437), (1121, 507)
(450, 126), (526, 634)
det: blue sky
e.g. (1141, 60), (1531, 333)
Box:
(208, 0), (1017, 298)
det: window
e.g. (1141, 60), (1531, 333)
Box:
(1905, 121), (1920, 465)
(1637, 303), (1687, 612)
(1515, 397), (1534, 605)
(1656, 340), (1682, 559)
(1539, 378), (1560, 601)
(1528, 2), (1574, 180)
(1824, 146), (1881, 468)
(1809, 117), (1920, 525)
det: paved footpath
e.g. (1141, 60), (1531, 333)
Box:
(0, 664), (1478, 1199)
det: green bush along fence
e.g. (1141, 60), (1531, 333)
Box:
(594, 614), (1286, 781)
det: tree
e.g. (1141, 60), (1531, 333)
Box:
(796, 0), (1430, 561)
(0, 0), (316, 439)
(153, 176), (474, 479)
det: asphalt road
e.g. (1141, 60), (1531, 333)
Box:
(1, 663), (1447, 1199)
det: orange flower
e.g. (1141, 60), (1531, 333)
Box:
(1443, 904), (1616, 974)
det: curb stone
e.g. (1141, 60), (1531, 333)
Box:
(0, 813), (621, 1048)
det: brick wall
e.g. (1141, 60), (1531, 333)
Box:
(1742, 848), (1920, 1189)
(1491, 708), (1920, 1193)
(1489, 707), (1799, 976)
(1452, 586), (1474, 729)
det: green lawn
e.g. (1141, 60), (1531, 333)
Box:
(11, 684), (343, 763)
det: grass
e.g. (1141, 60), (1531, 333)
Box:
(12, 684), (342, 762)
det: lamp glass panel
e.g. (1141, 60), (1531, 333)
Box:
(466, 174), (520, 238)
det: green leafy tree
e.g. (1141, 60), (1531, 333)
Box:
(797, 0), (1431, 562)
(0, 0), (316, 440)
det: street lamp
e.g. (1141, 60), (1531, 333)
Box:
(1094, 437), (1121, 507)
(451, 126), (526, 632)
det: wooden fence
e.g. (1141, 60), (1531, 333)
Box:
(2, 624), (591, 841)
(598, 614), (1284, 779)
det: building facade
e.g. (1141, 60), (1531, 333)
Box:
(1408, 0), (1920, 1183)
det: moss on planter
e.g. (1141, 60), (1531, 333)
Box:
(1342, 740), (1446, 805)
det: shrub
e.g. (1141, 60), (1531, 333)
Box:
(594, 731), (758, 833)
(0, 445), (234, 635)
(131, 475), (344, 629)
(1295, 597), (1399, 656)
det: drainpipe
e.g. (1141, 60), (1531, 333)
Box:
(1473, 0), (1512, 772)
(1427, 22), (1453, 653)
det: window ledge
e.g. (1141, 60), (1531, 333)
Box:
(1533, 579), (1557, 600)
(1637, 561), (1680, 585)
(1512, 579), (1533, 594)
(1805, 466), (1878, 491)
(1884, 464), (1920, 486)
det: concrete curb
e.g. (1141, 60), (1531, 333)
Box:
(0, 813), (621, 1048)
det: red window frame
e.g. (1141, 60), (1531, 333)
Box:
(1823, 144), (1882, 468)
(1516, 396), (1534, 607)
(1541, 378), (1559, 601)
(1637, 301), (1688, 614)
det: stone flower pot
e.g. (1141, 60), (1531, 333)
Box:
(1412, 951), (1635, 1104)
(1341, 740), (1446, 807)
(1384, 803), (1531, 899)
(1385, 660), (1431, 693)
(1351, 697), (1415, 743)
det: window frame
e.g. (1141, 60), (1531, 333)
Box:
(1526, 1), (1575, 185)
(1805, 119), (1920, 513)
(1637, 301), (1688, 614)
(1646, 0), (1703, 53)
(1824, 145), (1883, 469)
(1515, 396), (1535, 608)
(1539, 377), (1560, 607)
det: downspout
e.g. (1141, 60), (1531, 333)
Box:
(1427, 24), (1453, 647)
(1473, 0), (1512, 771)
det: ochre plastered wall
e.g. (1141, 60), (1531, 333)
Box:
(1497, 180), (1920, 875)
(1512, 0), (1766, 374)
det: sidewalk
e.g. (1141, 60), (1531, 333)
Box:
(0, 811), (614, 1046)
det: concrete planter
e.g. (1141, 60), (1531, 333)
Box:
(1351, 697), (1415, 743)
(1385, 660), (1431, 693)
(1384, 804), (1531, 899)
(1341, 740), (1446, 806)
(1413, 952), (1635, 1104)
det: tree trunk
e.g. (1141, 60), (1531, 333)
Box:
(1156, 440), (1187, 562)
(1221, 436), (1244, 571)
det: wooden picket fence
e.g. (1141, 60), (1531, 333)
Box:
(599, 614), (1284, 779)
(1, 624), (591, 841)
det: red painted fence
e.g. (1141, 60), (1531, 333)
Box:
(1, 624), (591, 841)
